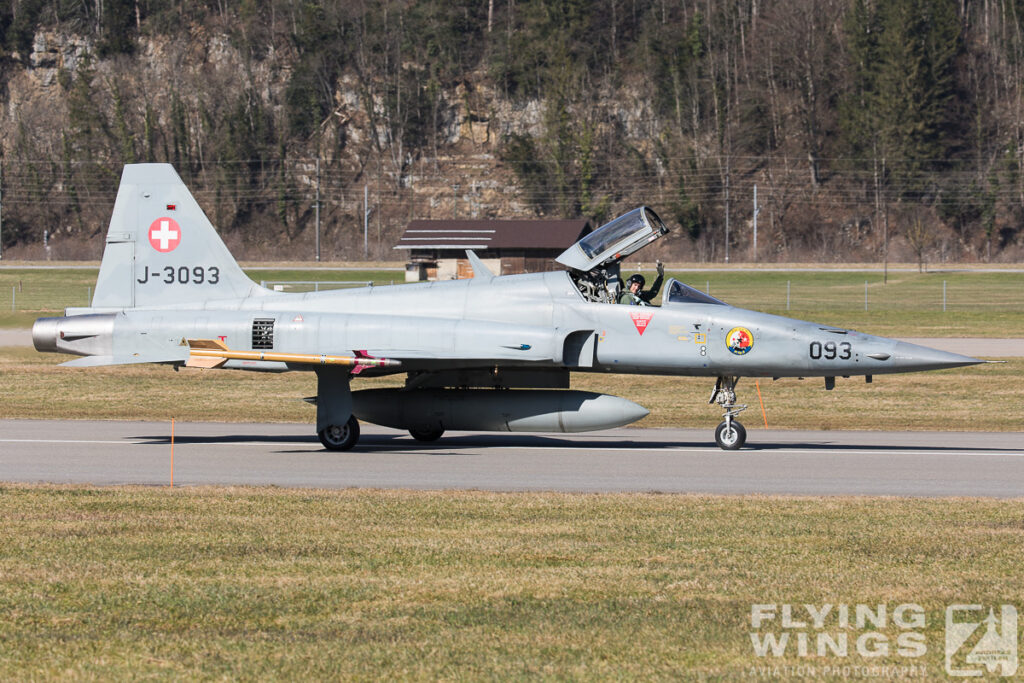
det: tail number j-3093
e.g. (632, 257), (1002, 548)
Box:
(809, 340), (852, 360)
(137, 265), (221, 285)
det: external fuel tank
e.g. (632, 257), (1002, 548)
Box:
(352, 389), (648, 433)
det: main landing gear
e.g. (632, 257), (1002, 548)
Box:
(409, 428), (444, 442)
(319, 415), (360, 451)
(316, 367), (359, 451)
(709, 375), (747, 450)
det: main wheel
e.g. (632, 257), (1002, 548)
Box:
(714, 420), (746, 450)
(409, 428), (444, 442)
(318, 415), (360, 451)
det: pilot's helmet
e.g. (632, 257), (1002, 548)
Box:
(627, 274), (646, 288)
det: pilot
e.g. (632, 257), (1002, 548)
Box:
(618, 260), (664, 305)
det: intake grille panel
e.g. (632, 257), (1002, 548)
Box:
(252, 318), (275, 350)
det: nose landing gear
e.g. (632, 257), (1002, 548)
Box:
(709, 375), (747, 450)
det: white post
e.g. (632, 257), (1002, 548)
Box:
(752, 184), (759, 263)
(724, 167), (730, 263)
(943, 280), (947, 312)
(315, 158), (321, 262)
(864, 281), (869, 311)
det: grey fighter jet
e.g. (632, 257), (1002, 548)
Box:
(33, 164), (985, 450)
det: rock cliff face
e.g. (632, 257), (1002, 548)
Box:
(5, 28), (653, 259)
(6, 14), (1015, 264)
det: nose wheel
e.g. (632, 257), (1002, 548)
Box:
(709, 376), (747, 450)
(714, 419), (746, 450)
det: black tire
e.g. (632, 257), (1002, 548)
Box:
(714, 420), (746, 450)
(318, 415), (360, 451)
(409, 428), (444, 442)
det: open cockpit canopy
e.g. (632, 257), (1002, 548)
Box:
(556, 207), (668, 273)
(558, 207), (669, 303)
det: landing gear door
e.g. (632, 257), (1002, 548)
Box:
(555, 207), (668, 273)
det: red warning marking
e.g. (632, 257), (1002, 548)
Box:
(148, 217), (181, 253)
(630, 311), (653, 336)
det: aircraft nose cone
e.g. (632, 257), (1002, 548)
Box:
(890, 341), (984, 371)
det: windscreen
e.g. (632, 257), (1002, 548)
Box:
(665, 279), (728, 306)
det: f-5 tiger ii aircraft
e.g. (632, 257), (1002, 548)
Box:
(34, 164), (985, 450)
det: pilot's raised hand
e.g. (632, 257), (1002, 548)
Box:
(656, 260), (665, 277)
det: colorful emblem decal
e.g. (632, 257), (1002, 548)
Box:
(726, 326), (754, 355)
(148, 217), (181, 253)
(630, 311), (653, 336)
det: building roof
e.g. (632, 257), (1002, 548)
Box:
(395, 219), (591, 251)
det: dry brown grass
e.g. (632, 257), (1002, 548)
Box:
(0, 486), (1021, 679)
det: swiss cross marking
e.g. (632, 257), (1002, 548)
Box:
(148, 217), (181, 252)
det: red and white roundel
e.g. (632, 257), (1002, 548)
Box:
(148, 217), (181, 253)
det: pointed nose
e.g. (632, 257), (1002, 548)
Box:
(890, 341), (984, 371)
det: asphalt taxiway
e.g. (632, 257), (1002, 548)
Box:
(1, 419), (1021, 496)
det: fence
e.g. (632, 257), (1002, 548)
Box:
(689, 272), (1022, 316)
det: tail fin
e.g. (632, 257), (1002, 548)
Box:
(92, 164), (267, 309)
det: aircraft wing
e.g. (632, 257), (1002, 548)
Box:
(313, 317), (562, 366)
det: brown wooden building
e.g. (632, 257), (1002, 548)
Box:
(395, 218), (592, 281)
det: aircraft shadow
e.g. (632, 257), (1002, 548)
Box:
(132, 432), (1022, 455)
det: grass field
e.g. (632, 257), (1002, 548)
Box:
(1, 346), (1020, 430)
(0, 486), (1020, 679)
(2, 265), (1023, 336)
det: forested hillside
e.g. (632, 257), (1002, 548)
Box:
(1, 0), (1023, 262)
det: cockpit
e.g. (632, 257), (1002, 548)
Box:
(556, 206), (668, 304)
(556, 206), (731, 307)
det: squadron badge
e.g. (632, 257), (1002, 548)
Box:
(726, 326), (754, 355)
